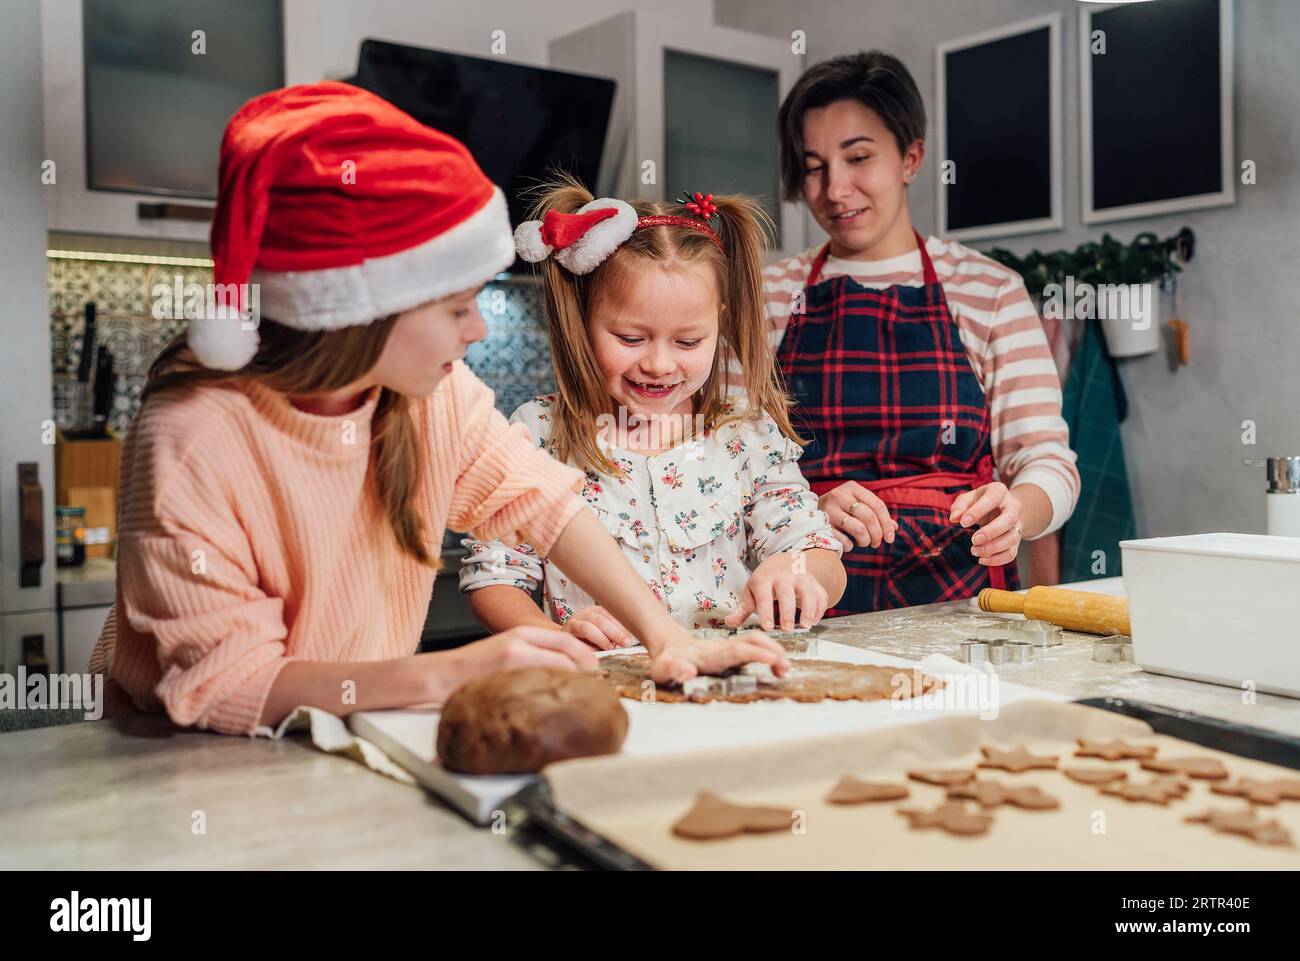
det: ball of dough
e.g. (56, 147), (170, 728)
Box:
(436, 668), (629, 774)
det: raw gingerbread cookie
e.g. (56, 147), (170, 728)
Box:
(1074, 738), (1158, 761)
(672, 791), (795, 840)
(978, 745), (1059, 773)
(1101, 776), (1188, 805)
(947, 779), (1060, 810)
(898, 801), (993, 837)
(436, 668), (628, 774)
(1063, 767), (1129, 786)
(908, 769), (977, 787)
(1140, 756), (1231, 780)
(598, 653), (940, 704)
(825, 776), (910, 804)
(1210, 777), (1300, 805)
(1185, 807), (1295, 847)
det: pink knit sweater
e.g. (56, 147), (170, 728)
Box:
(88, 361), (586, 735)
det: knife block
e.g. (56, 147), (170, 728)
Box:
(54, 427), (121, 559)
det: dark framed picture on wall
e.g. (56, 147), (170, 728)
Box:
(934, 12), (1062, 241)
(1081, 0), (1234, 224)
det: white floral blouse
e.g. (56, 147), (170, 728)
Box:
(458, 394), (842, 629)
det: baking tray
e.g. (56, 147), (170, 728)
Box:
(512, 697), (1300, 871)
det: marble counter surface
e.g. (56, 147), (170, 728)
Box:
(3, 589), (1296, 869)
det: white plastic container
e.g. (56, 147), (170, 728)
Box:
(1120, 533), (1300, 699)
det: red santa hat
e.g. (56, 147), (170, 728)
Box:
(191, 81), (515, 370)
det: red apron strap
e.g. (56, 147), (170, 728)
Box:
(914, 230), (939, 286)
(806, 242), (832, 288)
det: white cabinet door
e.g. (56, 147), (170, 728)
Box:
(61, 606), (112, 678)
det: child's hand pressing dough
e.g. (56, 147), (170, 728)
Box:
(563, 605), (635, 651)
(724, 551), (828, 632)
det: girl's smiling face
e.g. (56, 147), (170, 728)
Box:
(799, 97), (924, 258)
(589, 260), (720, 421)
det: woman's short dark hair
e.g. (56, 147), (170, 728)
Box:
(777, 51), (926, 201)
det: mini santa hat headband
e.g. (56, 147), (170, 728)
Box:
(514, 191), (723, 275)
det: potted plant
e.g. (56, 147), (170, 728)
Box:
(986, 228), (1193, 357)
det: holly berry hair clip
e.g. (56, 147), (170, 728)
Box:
(678, 190), (719, 226)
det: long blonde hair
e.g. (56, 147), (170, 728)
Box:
(528, 174), (801, 477)
(142, 316), (436, 568)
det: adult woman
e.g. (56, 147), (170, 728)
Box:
(763, 52), (1079, 613)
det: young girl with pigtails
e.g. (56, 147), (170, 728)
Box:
(460, 177), (846, 647)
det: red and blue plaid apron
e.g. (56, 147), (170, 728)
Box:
(777, 232), (1018, 614)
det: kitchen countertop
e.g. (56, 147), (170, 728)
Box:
(4, 585), (1297, 869)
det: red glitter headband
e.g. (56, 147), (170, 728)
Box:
(636, 215), (723, 251)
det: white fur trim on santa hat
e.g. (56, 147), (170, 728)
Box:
(249, 187), (516, 332)
(513, 220), (552, 263)
(187, 304), (261, 371)
(554, 198), (637, 275)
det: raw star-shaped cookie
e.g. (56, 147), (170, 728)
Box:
(978, 745), (1059, 773)
(672, 791), (795, 840)
(908, 769), (977, 787)
(1063, 767), (1128, 786)
(1210, 777), (1300, 806)
(1101, 776), (1188, 805)
(1140, 756), (1230, 780)
(1185, 807), (1295, 846)
(897, 801), (993, 836)
(825, 776), (910, 804)
(1074, 738), (1158, 761)
(947, 779), (1060, 810)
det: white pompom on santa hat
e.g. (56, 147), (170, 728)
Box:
(193, 81), (516, 370)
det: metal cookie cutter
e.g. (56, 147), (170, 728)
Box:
(1092, 635), (1134, 664)
(960, 639), (990, 666)
(725, 674), (759, 696)
(1016, 619), (1064, 648)
(1005, 640), (1034, 664)
(741, 661), (779, 686)
(761, 627), (817, 655)
(974, 623), (1013, 644)
(986, 639), (1009, 666)
(682, 676), (727, 701)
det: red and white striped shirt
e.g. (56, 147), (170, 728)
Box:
(749, 236), (1080, 537)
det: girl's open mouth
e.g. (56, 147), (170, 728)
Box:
(831, 207), (868, 223)
(624, 377), (681, 398)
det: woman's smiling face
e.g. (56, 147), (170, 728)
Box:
(799, 98), (924, 258)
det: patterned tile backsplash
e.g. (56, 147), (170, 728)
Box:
(48, 256), (556, 435)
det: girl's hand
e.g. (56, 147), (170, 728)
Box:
(723, 551), (829, 632)
(563, 605), (636, 651)
(648, 627), (789, 687)
(818, 481), (897, 552)
(442, 625), (599, 696)
(948, 482), (1024, 566)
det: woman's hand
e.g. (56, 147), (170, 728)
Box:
(649, 625), (789, 686)
(948, 482), (1024, 566)
(818, 481), (897, 552)
(723, 551), (829, 632)
(563, 605), (635, 651)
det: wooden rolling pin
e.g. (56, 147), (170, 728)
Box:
(977, 586), (1130, 637)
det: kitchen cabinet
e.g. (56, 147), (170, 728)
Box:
(549, 11), (809, 258)
(40, 0), (321, 241)
(56, 558), (116, 676)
